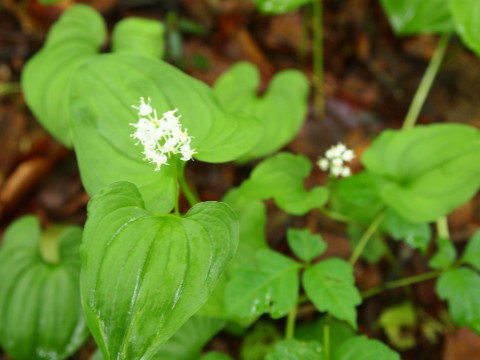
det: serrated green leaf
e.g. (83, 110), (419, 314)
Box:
(461, 231), (480, 270)
(70, 54), (261, 213)
(334, 336), (400, 360)
(287, 228), (327, 262)
(265, 339), (324, 360)
(22, 5), (106, 146)
(225, 249), (301, 319)
(436, 267), (480, 333)
(111, 17), (165, 58)
(450, 0), (480, 55)
(253, 0), (314, 14)
(379, 0), (454, 35)
(239, 152), (328, 215)
(214, 62), (309, 161)
(302, 258), (362, 329)
(428, 237), (457, 269)
(381, 209), (431, 252)
(0, 216), (88, 360)
(80, 181), (238, 360)
(362, 124), (480, 223)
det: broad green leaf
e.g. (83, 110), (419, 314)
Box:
(379, 0), (454, 35)
(223, 188), (268, 267)
(428, 237), (457, 269)
(296, 317), (355, 352)
(302, 258), (362, 329)
(240, 152), (329, 215)
(331, 172), (384, 225)
(347, 225), (385, 264)
(253, 0), (314, 14)
(378, 302), (417, 350)
(200, 352), (233, 360)
(214, 62), (309, 161)
(80, 181), (238, 360)
(92, 316), (225, 360)
(287, 228), (327, 263)
(461, 231), (480, 270)
(334, 336), (400, 360)
(240, 322), (282, 360)
(0, 216), (88, 360)
(362, 124), (480, 223)
(111, 17), (165, 58)
(436, 267), (480, 333)
(22, 5), (106, 146)
(381, 209), (431, 252)
(225, 249), (301, 319)
(265, 339), (324, 360)
(450, 0), (480, 55)
(70, 55), (261, 213)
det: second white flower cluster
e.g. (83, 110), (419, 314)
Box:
(130, 97), (196, 171)
(318, 143), (355, 178)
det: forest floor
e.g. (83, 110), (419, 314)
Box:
(1, 0), (480, 359)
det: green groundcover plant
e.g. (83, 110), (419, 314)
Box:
(1, 3), (480, 360)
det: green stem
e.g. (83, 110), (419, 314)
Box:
(285, 306), (297, 339)
(320, 207), (355, 224)
(348, 212), (385, 266)
(178, 163), (199, 206)
(323, 314), (331, 360)
(402, 33), (450, 131)
(312, 0), (324, 118)
(362, 269), (442, 299)
(436, 216), (450, 239)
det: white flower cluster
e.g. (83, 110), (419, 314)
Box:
(130, 97), (196, 171)
(317, 143), (355, 178)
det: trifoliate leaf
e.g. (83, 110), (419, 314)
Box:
(334, 336), (400, 360)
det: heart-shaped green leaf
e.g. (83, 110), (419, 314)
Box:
(302, 258), (362, 329)
(111, 17), (165, 58)
(22, 5), (106, 146)
(239, 152), (328, 215)
(80, 181), (238, 360)
(379, 0), (454, 35)
(214, 62), (309, 162)
(0, 216), (88, 360)
(449, 0), (480, 55)
(70, 54), (261, 213)
(362, 124), (480, 223)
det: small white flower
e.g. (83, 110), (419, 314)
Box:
(317, 142), (355, 178)
(130, 98), (196, 171)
